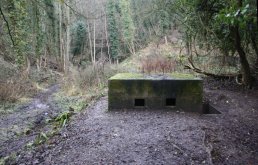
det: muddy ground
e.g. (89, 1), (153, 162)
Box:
(0, 85), (62, 161)
(1, 80), (258, 165)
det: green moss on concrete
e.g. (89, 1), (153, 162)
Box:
(181, 81), (203, 94)
(108, 73), (203, 112)
(109, 73), (200, 80)
(109, 73), (144, 80)
(170, 73), (197, 79)
(178, 81), (203, 105)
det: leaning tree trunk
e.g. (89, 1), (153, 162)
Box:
(232, 0), (253, 87)
(233, 26), (252, 87)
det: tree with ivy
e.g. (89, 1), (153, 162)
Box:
(216, 0), (257, 86)
(71, 20), (87, 62)
(43, 0), (59, 63)
(0, 0), (61, 72)
(119, 0), (135, 54)
(171, 0), (257, 87)
(3, 0), (30, 66)
(159, 9), (170, 34)
(107, 0), (120, 60)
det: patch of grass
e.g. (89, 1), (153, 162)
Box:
(33, 132), (49, 146)
(53, 92), (88, 112)
(27, 110), (77, 147)
(27, 129), (59, 148)
(55, 111), (73, 128)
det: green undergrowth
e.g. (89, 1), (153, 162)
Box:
(53, 92), (88, 112)
(29, 69), (61, 87)
(24, 113), (74, 150)
(0, 98), (32, 115)
(52, 87), (106, 113)
(25, 89), (107, 149)
(0, 82), (49, 115)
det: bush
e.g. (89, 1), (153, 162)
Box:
(140, 55), (176, 74)
(0, 78), (37, 103)
(62, 59), (125, 96)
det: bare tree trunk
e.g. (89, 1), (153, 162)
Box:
(127, 41), (135, 56)
(101, 38), (103, 58)
(22, 56), (30, 79)
(64, 0), (70, 74)
(88, 22), (93, 63)
(186, 34), (192, 61)
(36, 58), (40, 71)
(233, 0), (252, 87)
(59, 3), (63, 71)
(93, 19), (96, 64)
(104, 10), (111, 63)
(43, 48), (47, 68)
(164, 36), (168, 45)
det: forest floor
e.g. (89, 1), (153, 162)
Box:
(0, 85), (62, 161)
(1, 78), (257, 165)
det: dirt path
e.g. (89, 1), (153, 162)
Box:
(15, 88), (258, 165)
(0, 85), (61, 159)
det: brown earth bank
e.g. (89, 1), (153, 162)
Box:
(2, 79), (258, 165)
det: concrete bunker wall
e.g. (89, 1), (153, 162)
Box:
(108, 73), (203, 113)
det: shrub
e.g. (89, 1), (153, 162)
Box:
(62, 58), (125, 96)
(140, 56), (176, 74)
(0, 78), (37, 103)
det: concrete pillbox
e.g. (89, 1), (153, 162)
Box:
(108, 73), (203, 113)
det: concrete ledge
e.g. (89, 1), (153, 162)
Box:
(108, 73), (203, 113)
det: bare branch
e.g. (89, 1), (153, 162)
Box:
(184, 58), (240, 79)
(62, 0), (105, 20)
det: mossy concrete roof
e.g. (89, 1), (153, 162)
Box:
(109, 73), (202, 80)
